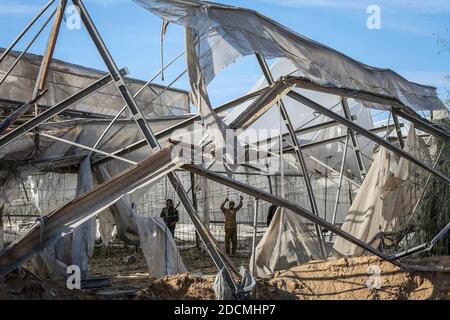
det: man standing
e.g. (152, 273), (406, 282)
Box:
(160, 199), (179, 238)
(220, 196), (243, 256)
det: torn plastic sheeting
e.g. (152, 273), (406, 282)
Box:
(0, 48), (190, 118)
(185, 27), (242, 172)
(134, 0), (444, 112)
(250, 207), (322, 278)
(214, 266), (255, 300)
(133, 215), (187, 277)
(29, 156), (96, 279)
(333, 125), (431, 257)
(0, 147), (183, 278)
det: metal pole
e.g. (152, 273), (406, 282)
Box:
(286, 89), (450, 185)
(36, 131), (137, 165)
(30, 0), (67, 158)
(73, 0), (238, 291)
(392, 113), (405, 148)
(341, 97), (367, 180)
(183, 162), (400, 267)
(0, 90), (48, 135)
(190, 172), (200, 248)
(0, 0), (56, 65)
(0, 9), (57, 88)
(32, 0), (68, 115)
(330, 133), (350, 240)
(348, 180), (354, 205)
(88, 51), (185, 155)
(251, 198), (259, 276)
(94, 69), (187, 151)
(255, 54), (327, 258)
(392, 108), (450, 142)
(0, 147), (182, 278)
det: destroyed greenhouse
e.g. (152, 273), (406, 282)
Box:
(0, 0), (449, 300)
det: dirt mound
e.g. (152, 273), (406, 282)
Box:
(136, 273), (216, 300)
(268, 256), (450, 300)
(135, 273), (295, 300)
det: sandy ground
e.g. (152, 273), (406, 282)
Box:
(1, 246), (449, 300)
(135, 255), (450, 300)
(267, 256), (450, 300)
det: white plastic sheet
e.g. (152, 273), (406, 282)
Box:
(134, 0), (444, 112)
(333, 125), (431, 256)
(249, 207), (322, 278)
(0, 48), (189, 117)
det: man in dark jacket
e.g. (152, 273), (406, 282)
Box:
(160, 199), (179, 238)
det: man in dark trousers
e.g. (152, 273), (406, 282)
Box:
(160, 199), (179, 238)
(220, 196), (243, 256)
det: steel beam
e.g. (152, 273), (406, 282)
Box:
(73, 0), (238, 290)
(229, 80), (294, 130)
(0, 90), (48, 135)
(330, 133), (350, 240)
(392, 113), (405, 148)
(341, 97), (366, 180)
(287, 76), (450, 141)
(251, 198), (259, 276)
(286, 90), (450, 185)
(0, 147), (183, 278)
(31, 0), (66, 155)
(392, 108), (450, 141)
(182, 162), (400, 267)
(32, 0), (68, 111)
(256, 54), (326, 258)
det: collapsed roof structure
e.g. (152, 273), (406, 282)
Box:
(0, 0), (449, 297)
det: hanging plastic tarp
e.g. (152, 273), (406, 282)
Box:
(30, 156), (95, 279)
(95, 160), (188, 276)
(134, 0), (444, 112)
(249, 207), (322, 278)
(333, 125), (431, 257)
(133, 215), (187, 277)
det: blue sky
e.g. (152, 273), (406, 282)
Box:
(0, 0), (449, 108)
